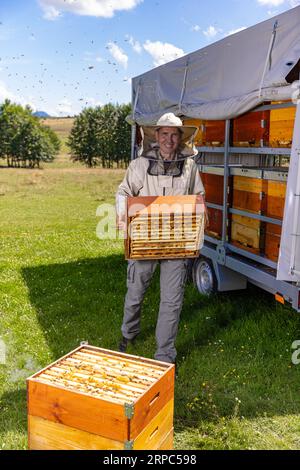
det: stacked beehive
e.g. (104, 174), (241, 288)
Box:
(269, 103), (296, 148)
(233, 111), (270, 147)
(27, 345), (175, 450)
(264, 171), (287, 262)
(231, 169), (267, 255)
(125, 195), (205, 260)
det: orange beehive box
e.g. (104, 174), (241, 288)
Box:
(265, 223), (282, 262)
(202, 120), (226, 146)
(200, 173), (224, 205)
(231, 172), (267, 254)
(125, 195), (205, 260)
(27, 345), (175, 450)
(264, 177), (287, 262)
(206, 207), (223, 239)
(233, 111), (270, 147)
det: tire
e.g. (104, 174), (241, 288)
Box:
(192, 257), (217, 296)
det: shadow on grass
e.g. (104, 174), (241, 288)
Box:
(21, 255), (248, 360)
(22, 255), (130, 359)
(0, 388), (27, 439)
(21, 258), (300, 429)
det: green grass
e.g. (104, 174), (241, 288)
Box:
(1, 154), (300, 450)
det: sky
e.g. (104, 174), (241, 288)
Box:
(0, 0), (299, 116)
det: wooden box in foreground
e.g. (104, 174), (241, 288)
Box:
(27, 345), (175, 450)
(125, 195), (205, 260)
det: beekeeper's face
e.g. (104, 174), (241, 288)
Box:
(156, 126), (182, 160)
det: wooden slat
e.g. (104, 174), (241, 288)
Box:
(35, 373), (129, 403)
(71, 353), (159, 384)
(46, 365), (143, 397)
(28, 415), (124, 450)
(76, 349), (165, 375)
(64, 358), (151, 389)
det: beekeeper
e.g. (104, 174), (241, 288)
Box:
(116, 113), (205, 365)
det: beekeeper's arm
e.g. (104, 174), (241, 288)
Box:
(116, 161), (143, 230)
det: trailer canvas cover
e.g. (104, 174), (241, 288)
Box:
(131, 6), (300, 283)
(131, 6), (300, 123)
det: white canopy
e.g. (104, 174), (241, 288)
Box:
(131, 6), (300, 124)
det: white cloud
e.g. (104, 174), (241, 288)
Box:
(125, 35), (142, 53)
(107, 42), (128, 68)
(191, 25), (201, 32)
(143, 40), (185, 67)
(0, 81), (18, 102)
(38, 0), (143, 20)
(257, 0), (284, 5)
(203, 25), (222, 39)
(257, 0), (300, 6)
(0, 81), (36, 111)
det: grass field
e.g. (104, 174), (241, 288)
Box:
(1, 141), (300, 450)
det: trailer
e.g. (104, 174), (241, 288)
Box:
(129, 6), (300, 311)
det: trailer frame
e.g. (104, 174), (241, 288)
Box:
(194, 101), (300, 312)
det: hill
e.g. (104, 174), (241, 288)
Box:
(33, 111), (51, 118)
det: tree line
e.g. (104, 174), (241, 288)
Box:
(68, 103), (132, 168)
(0, 100), (60, 168)
(0, 101), (132, 169)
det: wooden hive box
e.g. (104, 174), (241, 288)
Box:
(233, 110), (270, 147)
(231, 214), (262, 253)
(202, 120), (226, 147)
(231, 171), (267, 254)
(206, 207), (223, 239)
(200, 173), (224, 205)
(264, 172), (287, 262)
(269, 102), (296, 148)
(27, 345), (175, 450)
(125, 195), (205, 260)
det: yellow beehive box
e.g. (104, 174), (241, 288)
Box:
(231, 214), (262, 254)
(27, 345), (175, 450)
(269, 103), (296, 148)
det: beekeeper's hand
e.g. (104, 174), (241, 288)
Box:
(116, 214), (126, 231)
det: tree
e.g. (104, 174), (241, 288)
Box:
(0, 100), (60, 168)
(68, 103), (132, 168)
(68, 108), (101, 167)
(114, 104), (132, 168)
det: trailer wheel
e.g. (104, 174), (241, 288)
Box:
(192, 257), (217, 296)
